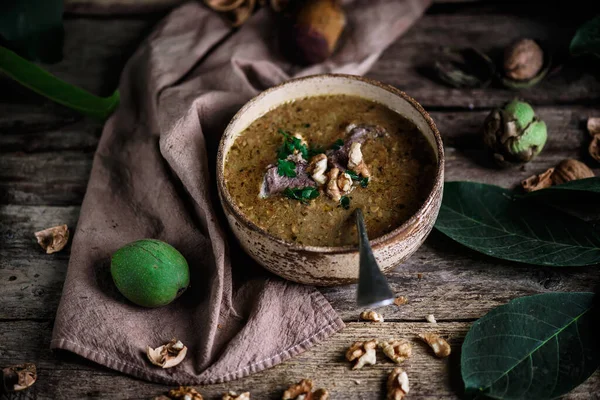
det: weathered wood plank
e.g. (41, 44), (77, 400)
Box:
(2, 205), (599, 322)
(0, 321), (598, 399)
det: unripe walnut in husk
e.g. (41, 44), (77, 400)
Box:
(504, 39), (544, 81)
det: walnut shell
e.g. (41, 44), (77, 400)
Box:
(521, 167), (554, 192)
(551, 159), (595, 185)
(503, 39), (544, 81)
(589, 135), (600, 162)
(587, 117), (600, 136)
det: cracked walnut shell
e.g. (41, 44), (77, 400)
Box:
(387, 367), (409, 400)
(551, 159), (594, 185)
(35, 224), (69, 254)
(419, 332), (451, 358)
(1, 363), (37, 392)
(379, 339), (412, 363)
(346, 339), (378, 369)
(147, 339), (188, 369)
(223, 391), (250, 400)
(521, 167), (554, 192)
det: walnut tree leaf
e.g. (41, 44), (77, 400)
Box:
(570, 16), (600, 57)
(462, 292), (600, 400)
(434, 182), (600, 266)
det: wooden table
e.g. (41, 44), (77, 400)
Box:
(2, 2), (599, 399)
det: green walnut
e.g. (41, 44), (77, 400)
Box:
(483, 99), (547, 166)
(111, 239), (190, 308)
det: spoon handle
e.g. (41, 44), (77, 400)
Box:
(355, 208), (394, 308)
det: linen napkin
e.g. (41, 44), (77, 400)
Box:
(51, 0), (430, 384)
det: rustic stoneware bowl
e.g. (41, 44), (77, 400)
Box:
(217, 74), (444, 286)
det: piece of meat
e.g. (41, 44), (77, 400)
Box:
(259, 154), (315, 198)
(327, 124), (387, 170)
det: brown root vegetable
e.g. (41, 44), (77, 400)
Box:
(503, 39), (544, 81)
(292, 0), (346, 64)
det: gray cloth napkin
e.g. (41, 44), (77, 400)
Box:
(51, 0), (430, 384)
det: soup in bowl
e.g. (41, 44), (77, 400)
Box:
(217, 74), (444, 286)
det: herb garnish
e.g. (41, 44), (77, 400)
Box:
(331, 139), (344, 151)
(283, 187), (319, 203)
(307, 146), (325, 158)
(277, 159), (297, 178)
(339, 195), (350, 210)
(277, 129), (308, 159)
(345, 170), (369, 187)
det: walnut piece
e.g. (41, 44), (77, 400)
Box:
(347, 142), (370, 177)
(346, 339), (378, 369)
(521, 167), (554, 192)
(551, 159), (594, 185)
(394, 296), (408, 306)
(419, 333), (451, 358)
(282, 379), (329, 400)
(387, 367), (409, 400)
(587, 117), (600, 136)
(293, 133), (308, 149)
(2, 363), (37, 392)
(360, 310), (384, 322)
(380, 339), (412, 363)
(425, 314), (437, 324)
(326, 167), (341, 201)
(337, 172), (353, 193)
(222, 391), (250, 400)
(167, 386), (203, 400)
(308, 154), (328, 185)
(590, 135), (600, 163)
(34, 224), (69, 254)
(147, 339), (188, 368)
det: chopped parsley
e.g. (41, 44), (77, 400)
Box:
(360, 177), (369, 188)
(339, 195), (351, 210)
(277, 159), (297, 177)
(331, 138), (344, 151)
(283, 187), (320, 203)
(307, 146), (325, 158)
(277, 129), (308, 159)
(344, 170), (369, 188)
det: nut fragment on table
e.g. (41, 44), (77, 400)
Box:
(590, 136), (600, 162)
(394, 296), (408, 306)
(281, 379), (329, 400)
(551, 159), (594, 185)
(346, 339), (378, 369)
(360, 310), (384, 322)
(167, 386), (203, 400)
(380, 339), (412, 363)
(521, 167), (554, 192)
(222, 391), (250, 400)
(147, 339), (188, 368)
(34, 224), (69, 254)
(425, 314), (437, 324)
(419, 332), (451, 358)
(387, 367), (409, 400)
(1, 363), (37, 392)
(587, 117), (600, 136)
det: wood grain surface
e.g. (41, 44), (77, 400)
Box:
(1, 2), (599, 399)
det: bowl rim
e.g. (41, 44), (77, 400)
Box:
(216, 73), (445, 255)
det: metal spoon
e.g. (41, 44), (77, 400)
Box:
(355, 208), (394, 308)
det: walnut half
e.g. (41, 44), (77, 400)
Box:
(282, 379), (329, 400)
(347, 142), (370, 177)
(419, 332), (451, 358)
(359, 310), (384, 322)
(1, 363), (37, 392)
(387, 367), (409, 400)
(222, 391), (250, 400)
(346, 339), (378, 369)
(166, 386), (203, 400)
(307, 154), (328, 185)
(380, 339), (412, 363)
(147, 339), (188, 368)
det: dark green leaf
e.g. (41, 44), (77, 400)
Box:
(339, 195), (350, 210)
(0, 0), (64, 63)
(0, 46), (120, 120)
(308, 146), (325, 158)
(283, 187), (318, 203)
(462, 292), (600, 400)
(570, 16), (600, 56)
(331, 139), (344, 150)
(277, 159), (297, 178)
(345, 170), (359, 180)
(360, 177), (369, 188)
(301, 187), (319, 200)
(525, 177), (600, 196)
(434, 182), (600, 266)
(277, 129), (308, 159)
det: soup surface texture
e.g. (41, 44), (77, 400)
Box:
(224, 95), (437, 246)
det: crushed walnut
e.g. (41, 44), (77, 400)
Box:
(34, 224), (69, 254)
(222, 391), (250, 400)
(282, 379), (329, 400)
(380, 339), (412, 363)
(147, 339), (188, 368)
(167, 386), (203, 400)
(346, 339), (378, 369)
(419, 332), (451, 358)
(359, 310), (384, 322)
(347, 142), (370, 177)
(425, 314), (437, 324)
(326, 167), (342, 201)
(387, 367), (409, 400)
(394, 296), (408, 306)
(307, 153), (328, 185)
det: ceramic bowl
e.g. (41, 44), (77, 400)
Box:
(216, 74), (444, 286)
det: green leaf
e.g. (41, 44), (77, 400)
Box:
(0, 46), (120, 120)
(283, 187), (318, 203)
(301, 187), (319, 200)
(462, 292), (600, 400)
(525, 177), (600, 197)
(0, 0), (64, 63)
(360, 177), (369, 188)
(339, 195), (350, 210)
(570, 16), (600, 56)
(345, 170), (359, 180)
(434, 182), (600, 266)
(331, 139), (344, 151)
(308, 146), (325, 158)
(277, 129), (308, 159)
(277, 159), (297, 178)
